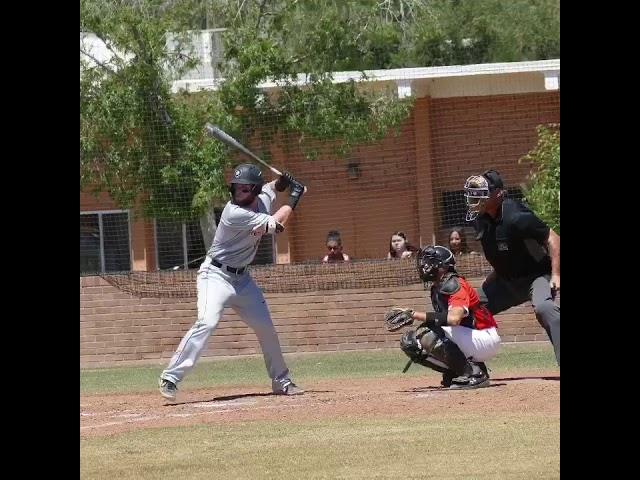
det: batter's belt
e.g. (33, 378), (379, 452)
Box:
(212, 259), (247, 275)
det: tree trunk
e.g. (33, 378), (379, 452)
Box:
(199, 202), (217, 250)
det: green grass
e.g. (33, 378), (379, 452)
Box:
(81, 343), (557, 395)
(81, 415), (560, 480)
(81, 344), (559, 479)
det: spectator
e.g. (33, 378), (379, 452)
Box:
(387, 231), (419, 259)
(322, 230), (351, 263)
(448, 227), (476, 257)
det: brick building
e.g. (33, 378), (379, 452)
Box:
(80, 58), (560, 366)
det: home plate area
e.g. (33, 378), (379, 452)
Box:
(80, 373), (559, 438)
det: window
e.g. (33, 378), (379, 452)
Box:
(80, 211), (131, 275)
(155, 219), (207, 270)
(440, 190), (469, 229)
(252, 234), (274, 266)
(440, 188), (524, 228)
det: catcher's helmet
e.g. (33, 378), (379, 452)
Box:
(230, 163), (264, 197)
(416, 245), (456, 282)
(463, 169), (503, 221)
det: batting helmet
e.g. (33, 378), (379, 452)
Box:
(230, 163), (264, 197)
(416, 245), (456, 282)
(231, 163), (263, 185)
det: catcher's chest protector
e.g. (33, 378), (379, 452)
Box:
(430, 277), (476, 329)
(430, 288), (448, 316)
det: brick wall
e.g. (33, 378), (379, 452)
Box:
(274, 91), (560, 261)
(80, 91), (560, 269)
(80, 275), (548, 367)
(430, 92), (560, 193)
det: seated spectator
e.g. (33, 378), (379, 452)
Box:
(322, 230), (351, 263)
(448, 227), (477, 257)
(387, 231), (419, 260)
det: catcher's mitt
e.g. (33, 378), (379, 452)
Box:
(384, 307), (415, 332)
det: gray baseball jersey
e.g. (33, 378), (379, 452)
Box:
(207, 184), (276, 267)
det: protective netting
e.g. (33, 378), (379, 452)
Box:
(101, 255), (493, 297)
(81, 5), (559, 297)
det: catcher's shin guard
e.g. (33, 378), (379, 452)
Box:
(400, 327), (481, 379)
(399, 329), (456, 376)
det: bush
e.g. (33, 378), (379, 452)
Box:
(520, 124), (560, 233)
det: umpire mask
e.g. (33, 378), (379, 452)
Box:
(464, 170), (504, 221)
(464, 175), (492, 221)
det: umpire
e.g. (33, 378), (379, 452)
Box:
(463, 170), (560, 365)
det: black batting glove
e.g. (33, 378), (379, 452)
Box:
(288, 180), (306, 210)
(275, 172), (295, 192)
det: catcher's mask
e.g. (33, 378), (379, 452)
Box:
(416, 245), (456, 283)
(229, 163), (264, 204)
(463, 169), (504, 221)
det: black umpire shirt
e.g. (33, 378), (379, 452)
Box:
(474, 198), (551, 279)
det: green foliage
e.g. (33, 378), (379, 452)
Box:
(520, 125), (560, 233)
(405, 0), (560, 66)
(80, 0), (234, 220)
(80, 0), (559, 219)
(198, 0), (559, 69)
(80, 0), (415, 218)
(216, 2), (415, 159)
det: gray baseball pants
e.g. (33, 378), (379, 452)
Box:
(161, 258), (289, 385)
(478, 273), (560, 366)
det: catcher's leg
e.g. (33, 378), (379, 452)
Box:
(440, 325), (501, 362)
(400, 329), (452, 373)
(400, 328), (489, 389)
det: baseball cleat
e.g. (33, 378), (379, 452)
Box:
(272, 379), (304, 396)
(159, 378), (178, 401)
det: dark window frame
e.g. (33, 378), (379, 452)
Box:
(80, 210), (132, 275)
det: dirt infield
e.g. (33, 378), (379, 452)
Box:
(80, 370), (559, 438)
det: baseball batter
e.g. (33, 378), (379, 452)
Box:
(159, 164), (306, 401)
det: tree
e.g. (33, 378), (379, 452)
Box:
(195, 0), (559, 69)
(80, 0), (235, 221)
(81, 0), (560, 221)
(520, 125), (560, 233)
(80, 0), (414, 221)
(405, 0), (560, 67)
(212, 0), (415, 159)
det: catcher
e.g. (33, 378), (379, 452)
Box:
(384, 245), (501, 389)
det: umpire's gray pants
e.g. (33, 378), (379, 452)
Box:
(478, 273), (560, 366)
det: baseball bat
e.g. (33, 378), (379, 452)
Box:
(204, 123), (308, 193)
(204, 123), (282, 176)
(168, 255), (206, 271)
